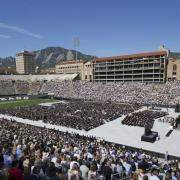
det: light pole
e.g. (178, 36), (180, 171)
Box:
(73, 37), (80, 74)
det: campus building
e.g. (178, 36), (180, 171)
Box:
(167, 53), (180, 81)
(55, 60), (93, 80)
(16, 51), (35, 74)
(54, 46), (180, 83)
(93, 51), (168, 83)
(83, 61), (93, 81)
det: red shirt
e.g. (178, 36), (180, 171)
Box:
(8, 167), (23, 180)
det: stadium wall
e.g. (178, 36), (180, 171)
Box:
(0, 74), (78, 81)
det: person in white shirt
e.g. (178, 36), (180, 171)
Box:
(80, 162), (89, 179)
(51, 156), (61, 168)
(149, 168), (160, 180)
(123, 159), (132, 175)
(70, 156), (79, 170)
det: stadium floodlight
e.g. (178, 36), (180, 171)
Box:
(73, 37), (80, 73)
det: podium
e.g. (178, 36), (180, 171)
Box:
(141, 123), (158, 143)
(175, 104), (180, 112)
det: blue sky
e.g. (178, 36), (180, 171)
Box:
(0, 0), (179, 57)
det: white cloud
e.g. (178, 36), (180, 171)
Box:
(0, 34), (10, 38)
(0, 22), (42, 39)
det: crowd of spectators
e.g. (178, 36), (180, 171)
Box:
(40, 80), (180, 106)
(0, 118), (179, 180)
(0, 80), (42, 96)
(1, 79), (180, 180)
(122, 111), (168, 127)
(1, 80), (180, 105)
(14, 81), (29, 95)
(14, 81), (43, 95)
(0, 100), (140, 131)
(0, 81), (15, 96)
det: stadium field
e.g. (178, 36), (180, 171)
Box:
(0, 98), (56, 109)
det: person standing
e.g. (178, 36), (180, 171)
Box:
(102, 161), (113, 180)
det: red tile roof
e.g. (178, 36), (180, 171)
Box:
(93, 51), (167, 62)
(57, 60), (86, 65)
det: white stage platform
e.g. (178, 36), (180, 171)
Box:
(1, 106), (180, 157)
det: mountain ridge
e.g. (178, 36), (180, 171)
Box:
(0, 46), (95, 68)
(2, 49), (179, 69)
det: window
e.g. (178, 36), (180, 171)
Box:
(173, 64), (177, 71)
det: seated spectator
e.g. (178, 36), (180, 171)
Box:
(25, 166), (43, 180)
(8, 160), (23, 180)
(68, 163), (80, 180)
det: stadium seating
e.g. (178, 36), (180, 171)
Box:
(0, 81), (15, 95)
(40, 80), (180, 105)
(0, 118), (179, 180)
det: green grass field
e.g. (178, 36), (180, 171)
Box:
(0, 98), (57, 109)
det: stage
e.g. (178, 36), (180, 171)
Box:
(1, 105), (180, 157)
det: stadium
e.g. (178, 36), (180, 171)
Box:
(0, 72), (180, 180)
